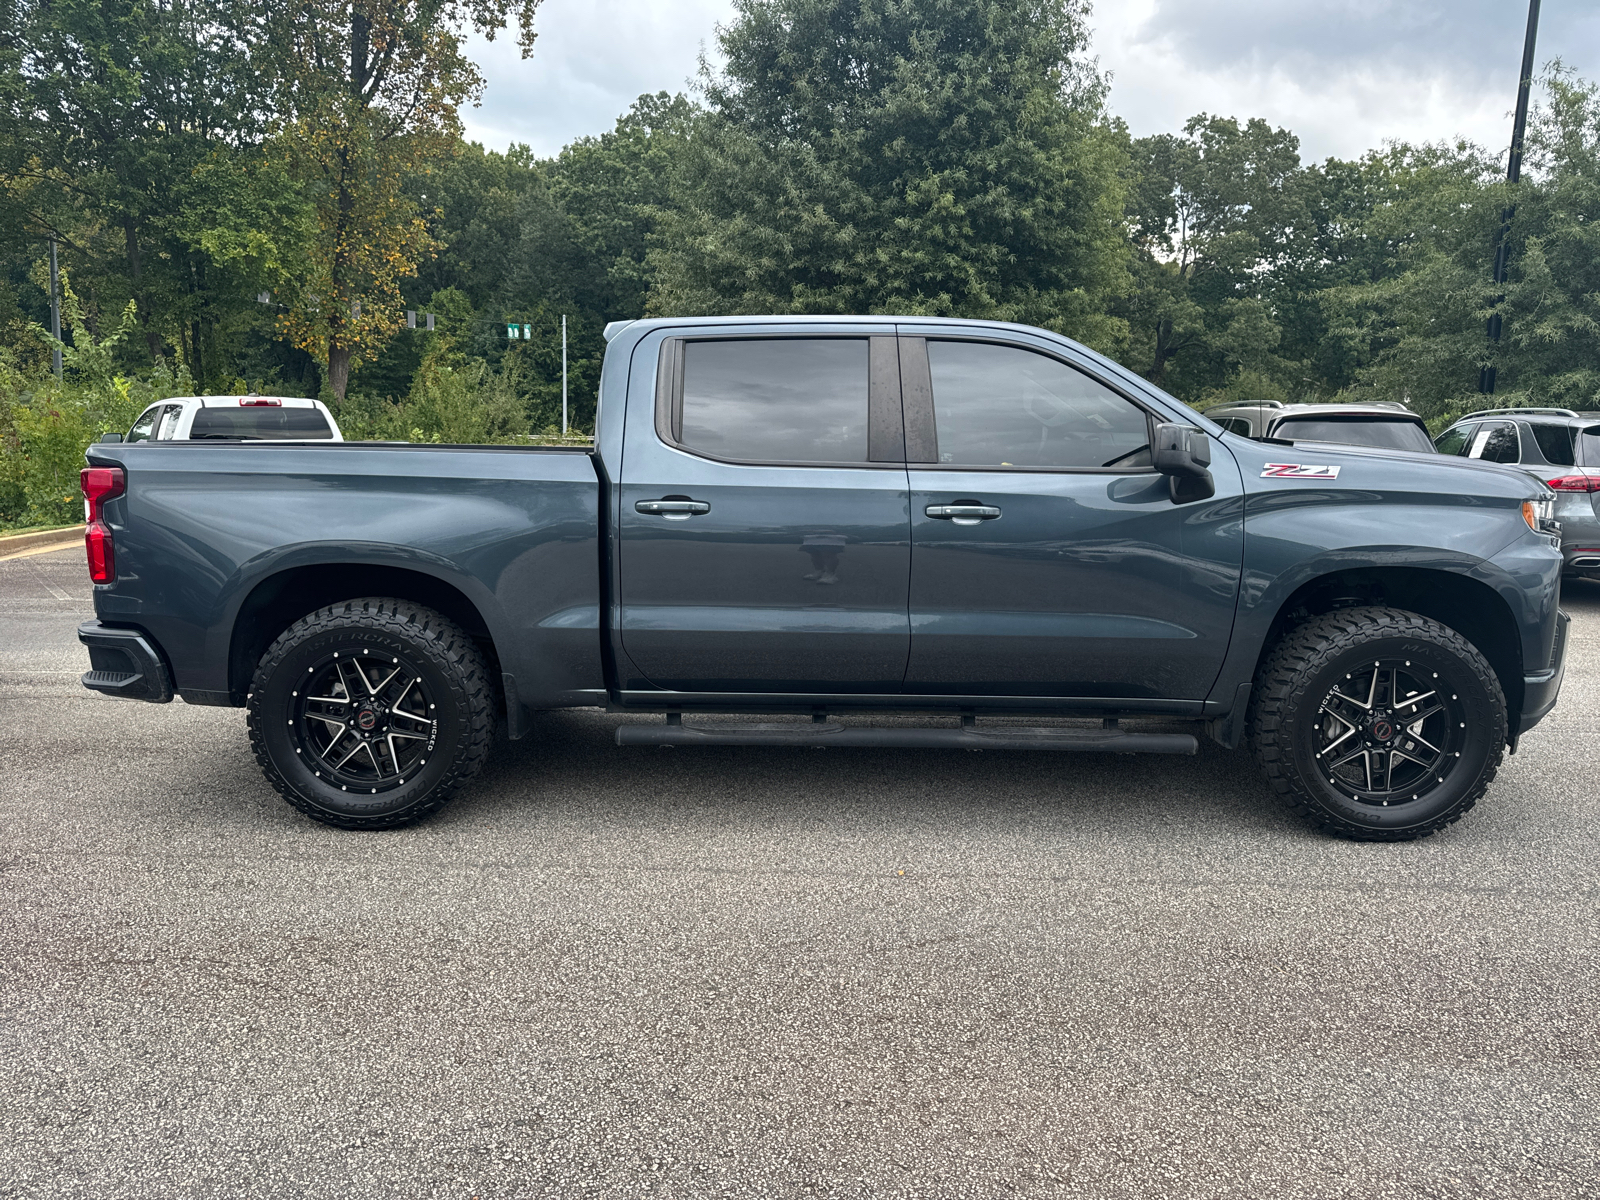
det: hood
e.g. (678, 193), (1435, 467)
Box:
(1218, 432), (1551, 502)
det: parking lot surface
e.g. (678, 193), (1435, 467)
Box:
(2, 546), (1597, 1199)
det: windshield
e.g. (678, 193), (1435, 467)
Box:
(189, 406), (333, 440)
(1273, 416), (1434, 453)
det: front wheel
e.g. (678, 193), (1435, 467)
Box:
(247, 598), (494, 830)
(1251, 607), (1506, 841)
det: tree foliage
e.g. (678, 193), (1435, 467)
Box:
(648, 0), (1130, 350)
(3, 0), (1600, 527)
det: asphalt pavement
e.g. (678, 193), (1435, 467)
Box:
(2, 546), (1597, 1199)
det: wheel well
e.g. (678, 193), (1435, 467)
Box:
(228, 564), (503, 707)
(1256, 568), (1524, 722)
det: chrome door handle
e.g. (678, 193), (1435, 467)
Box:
(635, 499), (711, 519)
(925, 504), (1001, 525)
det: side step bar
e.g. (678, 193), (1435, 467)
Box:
(616, 718), (1196, 755)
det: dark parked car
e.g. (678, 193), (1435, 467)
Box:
(1206, 401), (1435, 453)
(1432, 408), (1600, 582)
(75, 317), (1567, 842)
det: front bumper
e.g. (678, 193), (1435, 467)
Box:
(78, 620), (173, 703)
(1518, 608), (1569, 737)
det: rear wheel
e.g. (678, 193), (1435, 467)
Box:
(247, 598), (493, 830)
(1251, 607), (1506, 841)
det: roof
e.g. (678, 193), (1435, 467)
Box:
(1443, 408), (1600, 426)
(1209, 401), (1424, 421)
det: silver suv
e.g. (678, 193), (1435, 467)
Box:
(1205, 401), (1434, 453)
(1433, 408), (1600, 581)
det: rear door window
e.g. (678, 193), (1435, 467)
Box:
(189, 405), (334, 440)
(1580, 426), (1600, 467)
(1273, 416), (1434, 452)
(154, 404), (184, 440)
(676, 339), (869, 463)
(925, 340), (1151, 469)
(1529, 423), (1576, 466)
(1469, 421), (1521, 464)
(1435, 424), (1475, 456)
(126, 406), (160, 443)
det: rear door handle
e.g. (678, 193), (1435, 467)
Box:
(925, 504), (1001, 525)
(635, 499), (711, 519)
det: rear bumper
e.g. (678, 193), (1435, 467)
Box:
(78, 620), (173, 703)
(1518, 608), (1569, 737)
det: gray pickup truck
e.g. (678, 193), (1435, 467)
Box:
(76, 316), (1569, 841)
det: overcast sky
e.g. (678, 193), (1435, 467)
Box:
(461, 0), (1600, 166)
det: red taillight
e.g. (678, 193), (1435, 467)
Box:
(85, 523), (115, 583)
(238, 397), (281, 407)
(80, 466), (125, 584)
(1545, 474), (1600, 492)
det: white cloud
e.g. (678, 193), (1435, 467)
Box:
(1092, 0), (1600, 163)
(463, 0), (1600, 165)
(460, 0), (735, 154)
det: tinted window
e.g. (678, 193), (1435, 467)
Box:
(1273, 416), (1434, 453)
(1217, 417), (1252, 436)
(678, 339), (868, 463)
(926, 341), (1150, 468)
(1470, 421), (1520, 464)
(1529, 423), (1576, 466)
(189, 405), (333, 440)
(1434, 425), (1473, 456)
(126, 406), (160, 443)
(1580, 426), (1600, 467)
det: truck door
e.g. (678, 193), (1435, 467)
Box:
(899, 334), (1244, 701)
(618, 332), (911, 694)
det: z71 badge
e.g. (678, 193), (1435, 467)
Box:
(1261, 463), (1341, 479)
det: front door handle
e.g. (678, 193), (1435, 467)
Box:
(636, 498), (711, 520)
(925, 504), (1001, 525)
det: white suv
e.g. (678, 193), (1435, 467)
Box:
(126, 396), (343, 442)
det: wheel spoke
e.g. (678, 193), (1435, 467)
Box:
(1328, 745), (1367, 772)
(1392, 746), (1435, 770)
(331, 738), (366, 770)
(1403, 704), (1445, 726)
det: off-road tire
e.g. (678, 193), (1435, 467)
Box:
(247, 598), (493, 830)
(1251, 606), (1506, 841)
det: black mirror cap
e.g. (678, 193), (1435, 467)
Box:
(98, 432), (124, 444)
(1152, 422), (1211, 475)
(1152, 422), (1215, 503)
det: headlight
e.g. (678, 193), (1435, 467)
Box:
(1523, 497), (1557, 533)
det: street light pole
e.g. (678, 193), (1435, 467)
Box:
(48, 237), (62, 380)
(561, 314), (568, 436)
(1480, 0), (1542, 395)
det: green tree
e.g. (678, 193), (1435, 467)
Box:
(0, 0), (283, 379)
(647, 0), (1129, 348)
(264, 0), (543, 399)
(1116, 114), (1312, 402)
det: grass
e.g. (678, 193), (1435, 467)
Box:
(0, 521), (83, 538)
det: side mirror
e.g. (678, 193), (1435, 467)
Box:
(1152, 422), (1214, 503)
(98, 432), (124, 444)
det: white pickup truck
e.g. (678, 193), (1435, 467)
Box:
(125, 395), (343, 442)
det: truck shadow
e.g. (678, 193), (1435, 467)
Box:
(470, 709), (1295, 841)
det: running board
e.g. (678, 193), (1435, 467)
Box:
(615, 719), (1196, 755)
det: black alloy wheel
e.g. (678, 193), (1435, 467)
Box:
(1252, 606), (1506, 841)
(1311, 657), (1465, 806)
(248, 598), (494, 830)
(292, 650), (439, 794)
